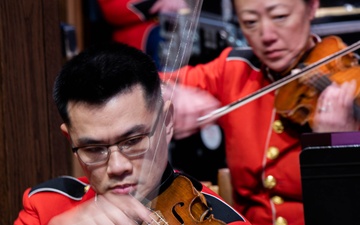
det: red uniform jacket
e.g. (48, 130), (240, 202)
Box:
(15, 164), (251, 225)
(97, 0), (158, 51)
(162, 47), (310, 225)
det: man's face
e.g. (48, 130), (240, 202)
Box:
(61, 85), (173, 200)
(234, 0), (319, 72)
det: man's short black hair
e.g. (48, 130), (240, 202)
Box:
(53, 42), (161, 125)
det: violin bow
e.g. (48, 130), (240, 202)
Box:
(136, 0), (204, 203)
(147, 0), (204, 171)
(197, 39), (360, 125)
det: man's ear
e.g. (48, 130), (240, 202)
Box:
(163, 100), (174, 144)
(60, 123), (70, 141)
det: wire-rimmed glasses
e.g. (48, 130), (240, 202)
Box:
(72, 110), (161, 166)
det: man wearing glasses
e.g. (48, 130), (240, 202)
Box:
(15, 43), (251, 225)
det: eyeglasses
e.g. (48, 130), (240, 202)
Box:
(72, 110), (161, 166)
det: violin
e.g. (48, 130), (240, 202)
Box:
(275, 35), (360, 127)
(143, 175), (226, 224)
(197, 36), (360, 127)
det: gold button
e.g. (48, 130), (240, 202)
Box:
(84, 185), (90, 193)
(264, 175), (277, 189)
(273, 120), (284, 133)
(271, 195), (284, 205)
(275, 216), (288, 225)
(267, 146), (280, 160)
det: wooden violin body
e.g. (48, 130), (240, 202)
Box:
(274, 36), (360, 127)
(145, 175), (226, 225)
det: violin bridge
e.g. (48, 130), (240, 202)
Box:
(144, 210), (169, 225)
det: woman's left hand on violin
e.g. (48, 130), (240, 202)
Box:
(313, 80), (360, 132)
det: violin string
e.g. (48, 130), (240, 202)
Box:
(135, 0), (204, 216)
(303, 43), (360, 89)
(148, 210), (169, 225)
(149, 0), (203, 174)
(301, 53), (357, 92)
(302, 66), (329, 91)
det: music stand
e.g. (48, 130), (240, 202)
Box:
(300, 132), (360, 225)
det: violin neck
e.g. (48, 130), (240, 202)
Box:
(307, 75), (332, 92)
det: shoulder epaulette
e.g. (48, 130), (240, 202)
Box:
(28, 176), (89, 201)
(227, 47), (262, 71)
(202, 192), (246, 223)
(130, 1), (154, 21)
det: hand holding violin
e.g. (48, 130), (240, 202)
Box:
(48, 194), (153, 225)
(312, 80), (360, 132)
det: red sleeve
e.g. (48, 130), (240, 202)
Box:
(14, 177), (95, 225)
(14, 188), (40, 225)
(97, 0), (153, 26)
(160, 47), (233, 99)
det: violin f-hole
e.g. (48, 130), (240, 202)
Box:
(172, 202), (185, 224)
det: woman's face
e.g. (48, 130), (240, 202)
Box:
(234, 0), (319, 72)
